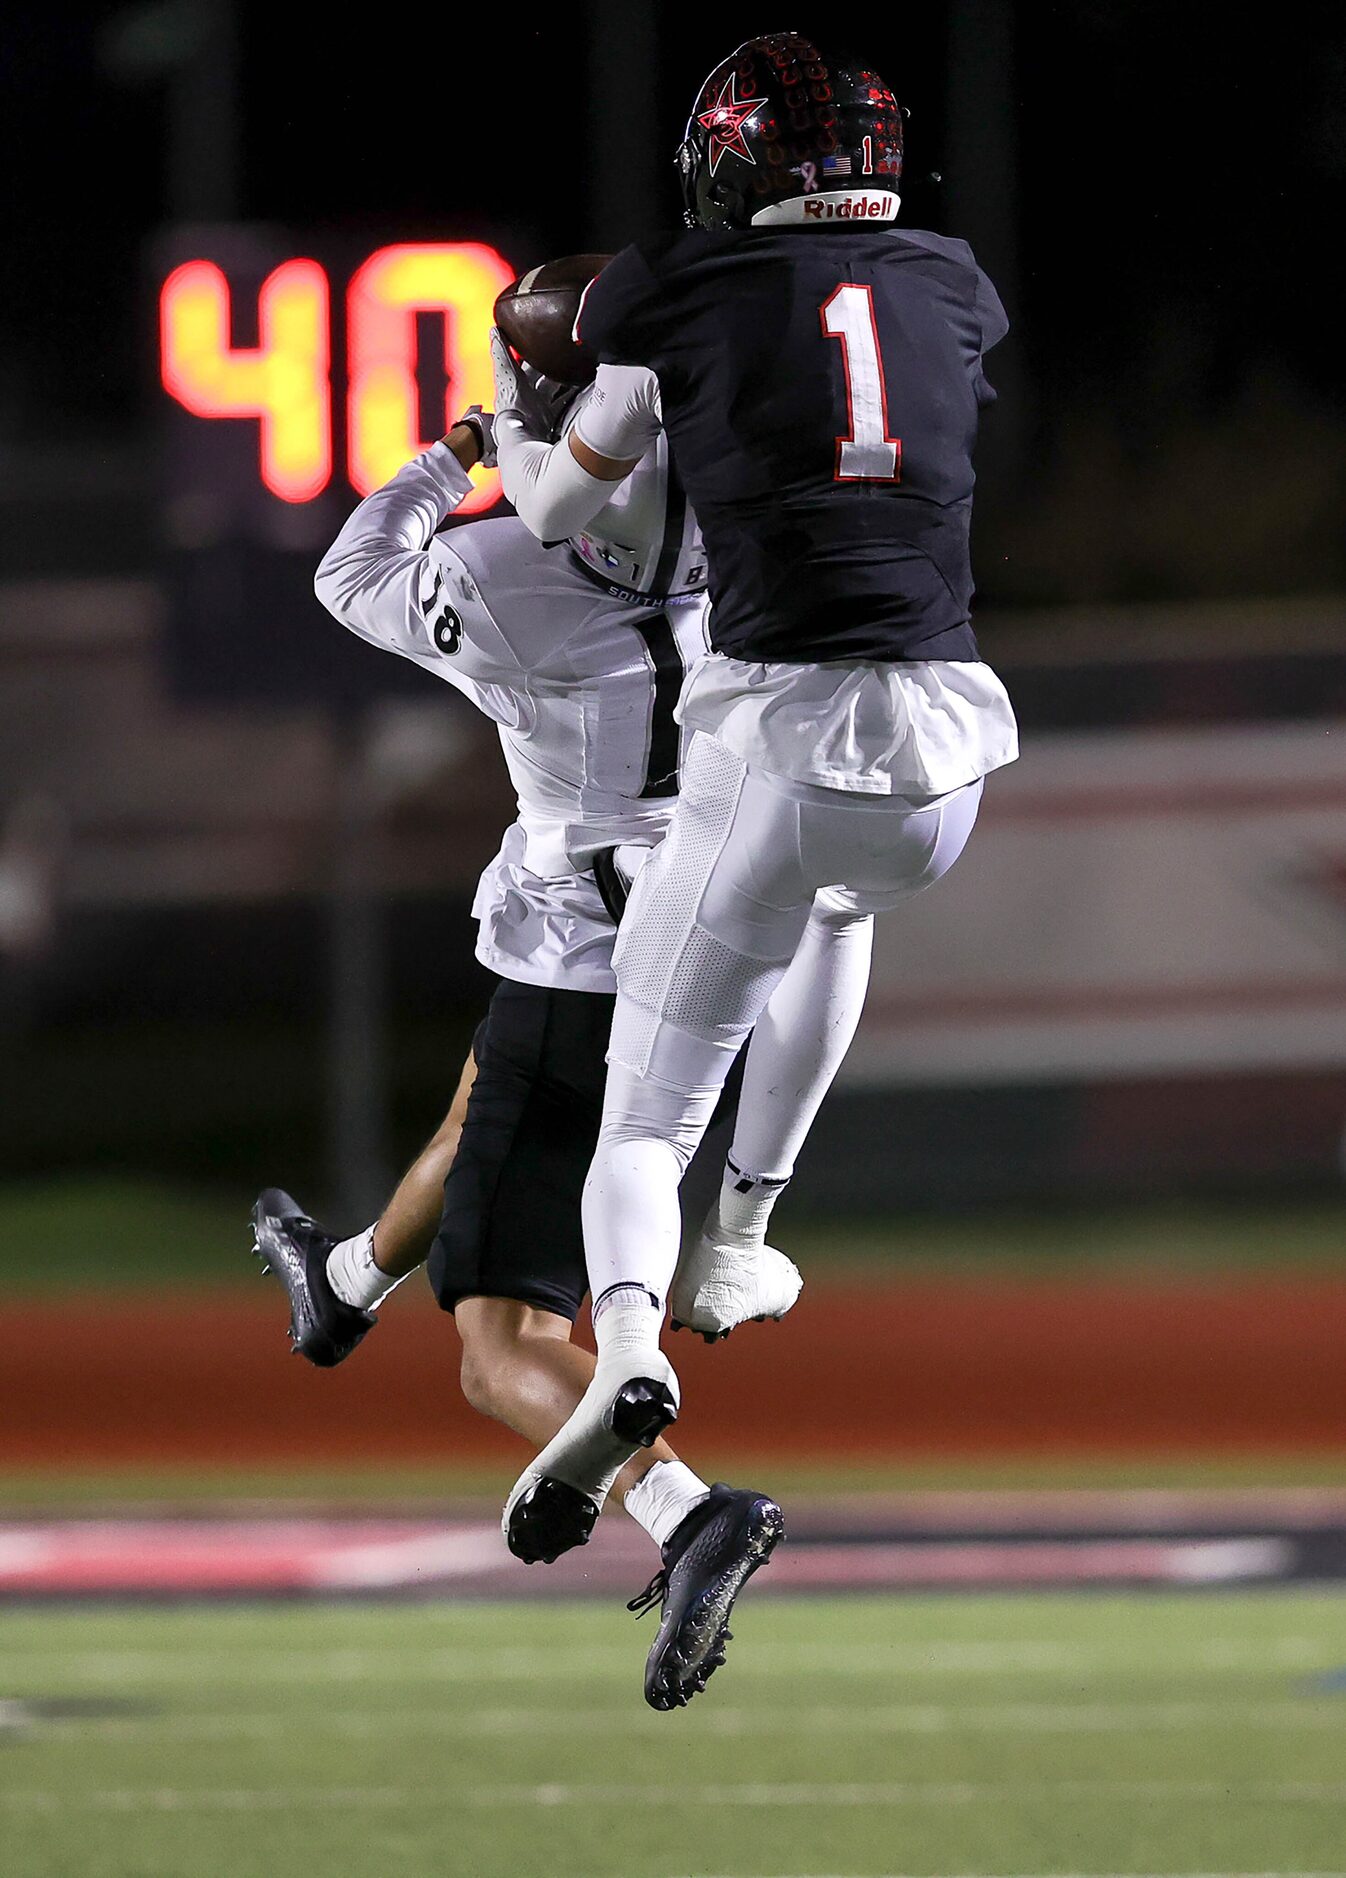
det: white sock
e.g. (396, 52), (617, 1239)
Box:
(325, 1225), (407, 1312)
(623, 1459), (711, 1550)
(714, 1160), (792, 1242)
(591, 1287), (663, 1357)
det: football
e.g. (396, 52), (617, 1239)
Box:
(493, 252), (612, 386)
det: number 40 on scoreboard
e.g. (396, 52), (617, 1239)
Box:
(158, 240), (516, 514)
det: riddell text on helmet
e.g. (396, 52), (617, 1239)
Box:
(802, 195), (893, 220)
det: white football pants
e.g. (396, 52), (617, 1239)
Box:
(583, 732), (982, 1308)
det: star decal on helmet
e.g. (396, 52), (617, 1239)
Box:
(697, 72), (764, 175)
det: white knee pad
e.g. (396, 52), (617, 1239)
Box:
(810, 889), (877, 935)
(609, 984), (756, 1089)
(597, 1063), (721, 1178)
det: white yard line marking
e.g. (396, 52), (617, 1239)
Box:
(23, 1700), (1346, 1741)
(0, 1533), (52, 1570)
(0, 1634), (1332, 1681)
(313, 1529), (505, 1587)
(5, 1781), (1346, 1811)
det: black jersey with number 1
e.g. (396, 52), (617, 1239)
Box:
(577, 226), (1007, 666)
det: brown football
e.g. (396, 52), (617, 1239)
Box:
(494, 252), (612, 386)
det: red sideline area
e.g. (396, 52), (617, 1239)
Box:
(5, 1273), (1346, 1467)
(0, 1515), (1299, 1597)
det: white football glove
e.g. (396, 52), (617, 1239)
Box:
(490, 329), (584, 443)
(490, 328), (553, 441)
(451, 404), (497, 468)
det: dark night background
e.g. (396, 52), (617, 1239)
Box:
(4, 2), (1344, 601)
(3, 2), (1345, 1216)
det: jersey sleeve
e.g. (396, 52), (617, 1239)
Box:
(313, 443), (524, 703)
(975, 270), (1009, 355)
(574, 243), (665, 365)
(969, 266), (1008, 409)
(569, 365), (663, 464)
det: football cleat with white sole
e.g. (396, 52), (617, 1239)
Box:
(504, 1347), (680, 1564)
(628, 1483), (784, 1710)
(669, 1235), (803, 1342)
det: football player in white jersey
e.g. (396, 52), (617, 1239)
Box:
(252, 336), (875, 1705)
(492, 38), (1021, 1673)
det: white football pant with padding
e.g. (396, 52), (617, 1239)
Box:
(582, 732), (982, 1310)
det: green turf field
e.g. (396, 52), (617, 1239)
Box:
(3, 1593), (1346, 1877)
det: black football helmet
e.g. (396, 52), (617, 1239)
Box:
(675, 32), (905, 231)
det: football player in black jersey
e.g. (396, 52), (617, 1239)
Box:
(498, 35), (1019, 1677)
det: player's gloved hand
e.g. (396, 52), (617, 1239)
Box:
(491, 327), (555, 442)
(525, 369), (583, 439)
(450, 404), (497, 468)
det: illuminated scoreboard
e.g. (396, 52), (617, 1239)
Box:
(151, 227), (520, 703)
(156, 230), (518, 522)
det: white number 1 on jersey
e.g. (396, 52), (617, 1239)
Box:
(820, 283), (902, 482)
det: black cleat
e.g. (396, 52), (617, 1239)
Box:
(506, 1478), (599, 1564)
(608, 1377), (678, 1448)
(628, 1483), (784, 1711)
(250, 1187), (375, 1369)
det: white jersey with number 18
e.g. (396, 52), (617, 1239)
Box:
(313, 397), (709, 994)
